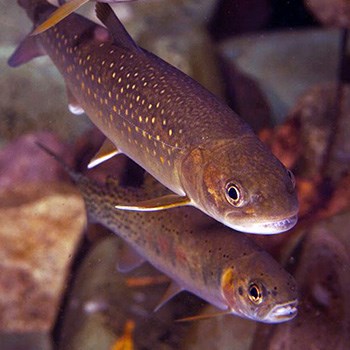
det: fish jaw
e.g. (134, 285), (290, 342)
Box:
(223, 214), (298, 234)
(259, 300), (298, 323)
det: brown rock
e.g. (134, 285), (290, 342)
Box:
(0, 182), (86, 332)
(305, 0), (350, 27)
(0, 132), (74, 192)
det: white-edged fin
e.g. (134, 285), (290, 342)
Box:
(154, 282), (184, 312)
(117, 244), (146, 273)
(176, 310), (232, 322)
(67, 86), (85, 115)
(95, 2), (141, 52)
(87, 139), (121, 169)
(115, 194), (191, 211)
(8, 35), (45, 67)
(31, 0), (90, 35)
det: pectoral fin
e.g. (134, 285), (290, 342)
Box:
(88, 139), (121, 169)
(115, 194), (191, 211)
(154, 281), (184, 312)
(31, 0), (90, 35)
(117, 244), (145, 273)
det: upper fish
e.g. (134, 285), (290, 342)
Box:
(38, 143), (298, 323)
(9, 0), (299, 234)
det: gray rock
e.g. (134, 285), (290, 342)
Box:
(0, 48), (92, 147)
(220, 29), (339, 124)
(0, 182), (85, 331)
(183, 305), (257, 350)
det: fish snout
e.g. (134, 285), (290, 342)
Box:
(263, 300), (298, 323)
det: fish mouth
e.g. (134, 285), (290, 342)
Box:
(227, 214), (298, 235)
(262, 300), (298, 323)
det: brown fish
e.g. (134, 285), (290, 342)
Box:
(38, 142), (298, 323)
(9, 0), (298, 234)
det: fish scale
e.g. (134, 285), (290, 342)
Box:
(9, 0), (299, 234)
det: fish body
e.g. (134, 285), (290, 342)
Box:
(9, 0), (298, 234)
(38, 143), (298, 323)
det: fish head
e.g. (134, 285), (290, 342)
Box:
(220, 254), (298, 323)
(181, 138), (298, 234)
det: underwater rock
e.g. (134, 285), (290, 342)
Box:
(0, 47), (91, 147)
(183, 305), (257, 350)
(219, 55), (272, 131)
(305, 0), (350, 27)
(251, 210), (350, 350)
(220, 29), (338, 124)
(0, 181), (86, 332)
(285, 83), (350, 180)
(0, 333), (53, 350)
(0, 132), (73, 192)
(258, 84), (350, 221)
(58, 236), (193, 350)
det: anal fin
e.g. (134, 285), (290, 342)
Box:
(31, 0), (90, 35)
(8, 35), (45, 67)
(154, 281), (184, 312)
(117, 244), (145, 273)
(88, 139), (121, 169)
(115, 194), (191, 211)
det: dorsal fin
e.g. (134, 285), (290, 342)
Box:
(95, 3), (140, 52)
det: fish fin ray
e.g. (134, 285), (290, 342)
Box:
(87, 139), (121, 169)
(176, 310), (232, 322)
(117, 244), (146, 273)
(95, 2), (140, 52)
(31, 0), (90, 35)
(115, 194), (191, 211)
(154, 282), (184, 312)
(8, 35), (45, 67)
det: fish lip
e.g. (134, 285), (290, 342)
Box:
(227, 214), (298, 234)
(262, 300), (298, 323)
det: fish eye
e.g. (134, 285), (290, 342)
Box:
(225, 183), (243, 206)
(287, 169), (296, 188)
(248, 283), (263, 304)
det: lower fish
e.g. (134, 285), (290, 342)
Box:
(38, 143), (298, 323)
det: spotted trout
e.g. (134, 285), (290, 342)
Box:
(38, 143), (298, 323)
(9, 0), (298, 234)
